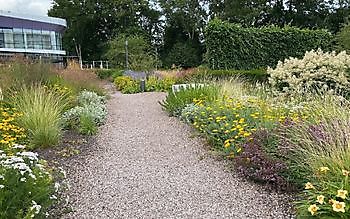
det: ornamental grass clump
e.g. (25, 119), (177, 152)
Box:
(10, 85), (69, 149)
(276, 96), (350, 182)
(268, 49), (350, 98)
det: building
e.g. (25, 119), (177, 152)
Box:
(0, 10), (66, 62)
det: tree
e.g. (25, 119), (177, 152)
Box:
(105, 34), (158, 71)
(208, 0), (350, 32)
(157, 0), (208, 68)
(336, 22), (350, 53)
(209, 0), (270, 26)
(49, 0), (161, 60)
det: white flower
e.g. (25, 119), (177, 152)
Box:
(12, 144), (26, 149)
(30, 200), (41, 215)
(54, 182), (60, 192)
(0, 185), (4, 189)
(20, 177), (27, 182)
(17, 152), (38, 161)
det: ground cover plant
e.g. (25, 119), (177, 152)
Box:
(162, 49), (350, 218)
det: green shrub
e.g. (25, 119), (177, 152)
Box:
(0, 148), (57, 218)
(186, 68), (268, 83)
(10, 85), (69, 148)
(146, 76), (176, 92)
(160, 86), (220, 117)
(268, 49), (350, 98)
(115, 75), (176, 94)
(114, 76), (140, 94)
(205, 19), (332, 70)
(96, 69), (123, 80)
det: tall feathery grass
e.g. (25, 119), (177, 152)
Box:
(10, 85), (69, 148)
(277, 93), (350, 182)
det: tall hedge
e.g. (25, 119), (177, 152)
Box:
(205, 19), (333, 70)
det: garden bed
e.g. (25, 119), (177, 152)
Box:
(161, 49), (350, 218)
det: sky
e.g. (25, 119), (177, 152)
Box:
(0, 0), (53, 16)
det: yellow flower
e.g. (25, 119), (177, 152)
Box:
(317, 195), (325, 204)
(305, 182), (315, 190)
(332, 200), (346, 213)
(308, 204), (319, 216)
(342, 169), (350, 176)
(337, 190), (348, 199)
(224, 142), (231, 148)
(319, 166), (330, 173)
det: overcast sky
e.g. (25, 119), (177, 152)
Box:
(0, 0), (53, 16)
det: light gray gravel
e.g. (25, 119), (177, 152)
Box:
(64, 91), (294, 219)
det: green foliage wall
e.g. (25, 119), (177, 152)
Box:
(205, 19), (333, 70)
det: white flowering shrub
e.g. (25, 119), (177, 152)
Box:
(268, 49), (350, 97)
(62, 91), (107, 133)
(0, 147), (58, 218)
(77, 90), (106, 106)
(180, 103), (200, 124)
(62, 103), (107, 128)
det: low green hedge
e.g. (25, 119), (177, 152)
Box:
(96, 69), (123, 80)
(186, 68), (269, 83)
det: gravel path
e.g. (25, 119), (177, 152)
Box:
(65, 92), (294, 219)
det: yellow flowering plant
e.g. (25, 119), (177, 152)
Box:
(297, 168), (350, 218)
(190, 94), (307, 156)
(0, 103), (27, 153)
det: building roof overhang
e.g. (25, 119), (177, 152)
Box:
(0, 10), (66, 32)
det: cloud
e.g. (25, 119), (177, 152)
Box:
(0, 0), (53, 16)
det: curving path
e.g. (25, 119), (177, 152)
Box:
(65, 91), (293, 219)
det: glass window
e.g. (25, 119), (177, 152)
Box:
(13, 29), (24, 49)
(42, 31), (51, 50)
(3, 29), (14, 48)
(0, 33), (4, 48)
(55, 32), (62, 50)
(50, 31), (56, 50)
(32, 30), (42, 49)
(24, 29), (34, 49)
